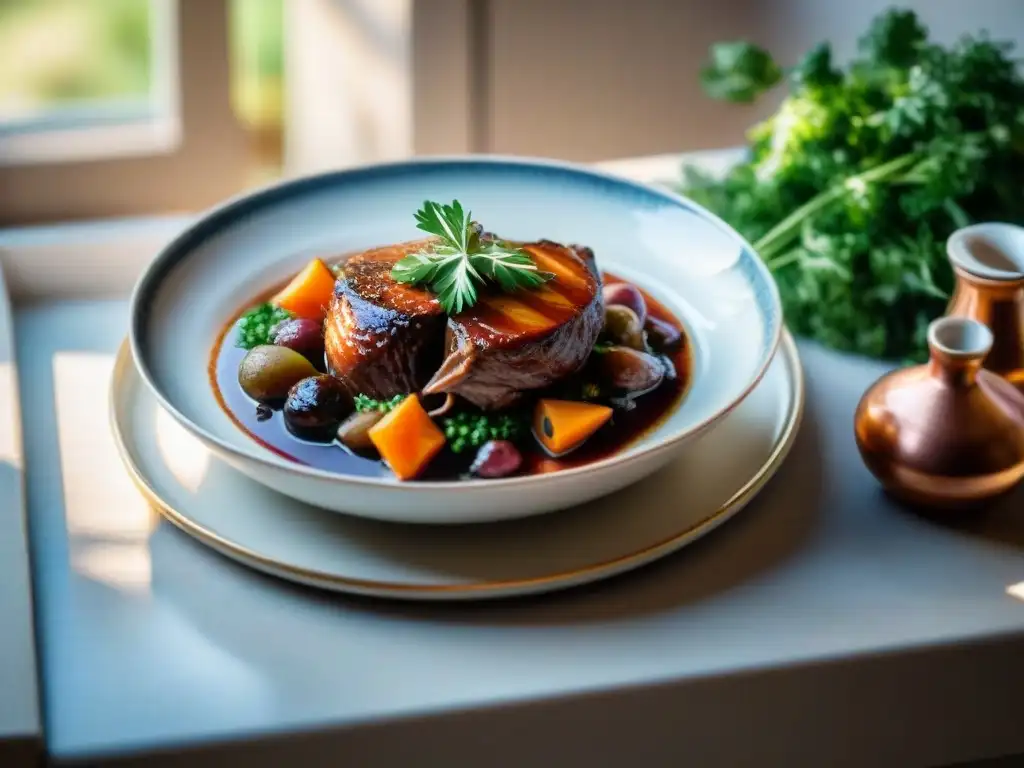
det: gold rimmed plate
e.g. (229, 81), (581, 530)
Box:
(109, 333), (803, 601)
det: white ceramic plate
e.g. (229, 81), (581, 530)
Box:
(129, 156), (782, 523)
(110, 332), (803, 600)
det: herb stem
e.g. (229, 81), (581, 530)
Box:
(943, 198), (971, 230)
(758, 153), (919, 266)
(763, 249), (803, 271)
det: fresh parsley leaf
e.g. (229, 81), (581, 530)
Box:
(391, 200), (554, 314)
(236, 303), (292, 349)
(700, 42), (783, 103)
(858, 8), (927, 69)
(429, 246), (482, 314)
(792, 43), (842, 91)
(389, 251), (443, 284)
(414, 199), (473, 250)
(471, 242), (552, 293)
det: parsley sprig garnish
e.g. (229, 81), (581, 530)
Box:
(391, 200), (554, 314)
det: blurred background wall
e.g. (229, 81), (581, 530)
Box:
(448, 0), (1024, 160)
(0, 0), (1022, 223)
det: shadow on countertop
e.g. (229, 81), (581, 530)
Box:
(147, 386), (826, 635)
(898, 488), (1024, 551)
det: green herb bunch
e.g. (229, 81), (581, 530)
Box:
(684, 9), (1024, 361)
(442, 410), (526, 454)
(236, 303), (293, 350)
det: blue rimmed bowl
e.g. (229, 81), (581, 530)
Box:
(128, 156), (782, 524)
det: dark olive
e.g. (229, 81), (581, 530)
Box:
(645, 316), (682, 351)
(270, 317), (325, 364)
(337, 410), (385, 454)
(602, 305), (646, 351)
(597, 346), (665, 396)
(238, 345), (318, 402)
(602, 282), (647, 325)
(470, 440), (523, 478)
(658, 354), (677, 381)
(283, 375), (349, 440)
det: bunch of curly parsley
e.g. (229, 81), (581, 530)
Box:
(682, 9), (1024, 362)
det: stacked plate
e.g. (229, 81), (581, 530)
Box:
(117, 157), (802, 600)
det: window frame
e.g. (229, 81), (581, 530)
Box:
(0, 0), (180, 168)
(0, 0), (249, 227)
(410, 0), (477, 155)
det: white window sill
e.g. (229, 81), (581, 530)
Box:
(0, 116), (181, 167)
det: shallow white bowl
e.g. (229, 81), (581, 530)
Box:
(128, 156), (782, 524)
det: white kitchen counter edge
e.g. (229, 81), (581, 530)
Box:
(0, 261), (42, 768)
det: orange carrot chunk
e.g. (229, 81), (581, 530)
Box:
(533, 399), (613, 456)
(271, 258), (336, 319)
(368, 395), (447, 481)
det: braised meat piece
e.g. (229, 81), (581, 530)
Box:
(422, 242), (603, 410)
(324, 239), (446, 398)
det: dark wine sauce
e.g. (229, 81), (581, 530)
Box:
(210, 273), (692, 480)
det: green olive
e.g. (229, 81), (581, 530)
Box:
(602, 305), (646, 351)
(237, 345), (318, 402)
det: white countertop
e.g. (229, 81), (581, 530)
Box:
(13, 296), (1024, 768)
(6, 153), (1024, 767)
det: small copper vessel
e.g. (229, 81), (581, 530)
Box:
(945, 223), (1024, 391)
(854, 316), (1024, 509)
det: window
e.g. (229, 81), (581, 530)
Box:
(0, 0), (171, 164)
(0, 0), (419, 226)
(0, 0), (155, 116)
(0, 0), (247, 225)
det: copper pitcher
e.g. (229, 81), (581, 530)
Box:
(945, 223), (1024, 391)
(854, 316), (1024, 509)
